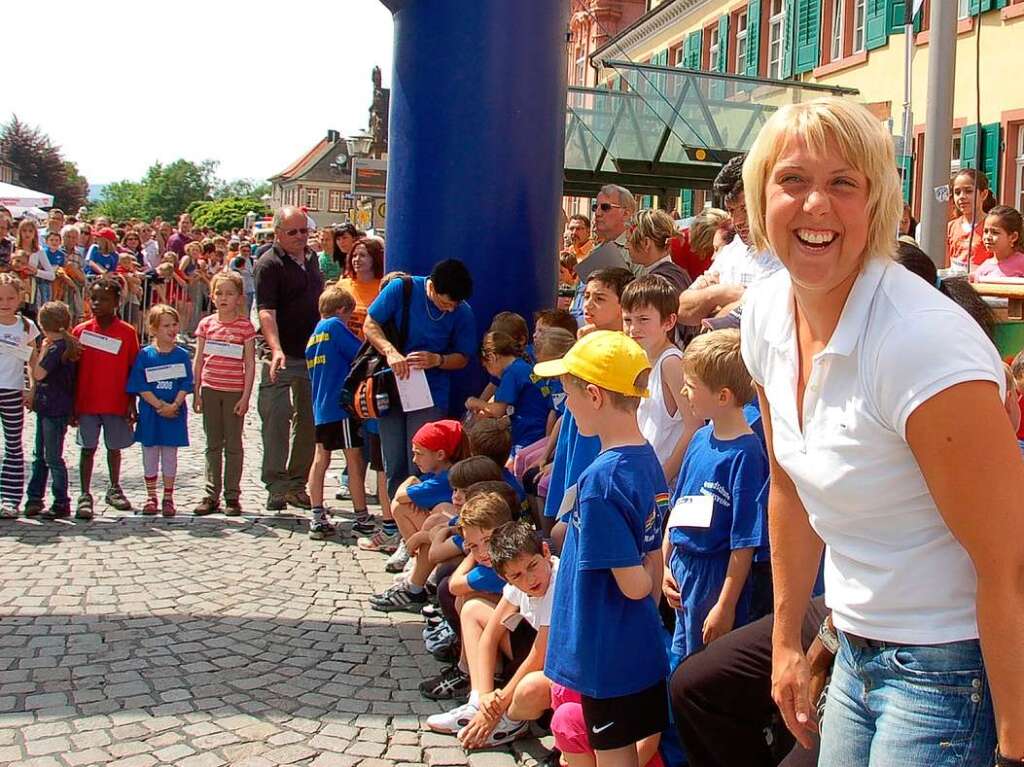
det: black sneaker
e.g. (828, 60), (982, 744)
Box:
(42, 503), (70, 520)
(431, 638), (461, 665)
(308, 519), (336, 540)
(352, 518), (376, 536)
(419, 664), (470, 701)
(23, 499), (44, 518)
(370, 583), (428, 613)
(75, 494), (94, 521)
(266, 493), (287, 511)
(104, 486), (132, 511)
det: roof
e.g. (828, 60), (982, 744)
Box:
(269, 138), (333, 183)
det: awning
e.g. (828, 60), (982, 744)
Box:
(564, 61), (858, 198)
(0, 181), (54, 208)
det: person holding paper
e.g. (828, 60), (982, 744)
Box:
(71, 277), (139, 520)
(363, 258), (476, 503)
(127, 305), (193, 517)
(663, 329), (766, 666)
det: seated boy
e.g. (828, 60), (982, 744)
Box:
(465, 417), (527, 511)
(305, 286), (367, 539)
(664, 329), (767, 665)
(453, 521), (559, 750)
(534, 329), (670, 767)
(419, 489), (514, 702)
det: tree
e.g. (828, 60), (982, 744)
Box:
(213, 178), (271, 201)
(93, 180), (148, 221)
(190, 198), (269, 232)
(1, 115), (89, 212)
(140, 159), (218, 221)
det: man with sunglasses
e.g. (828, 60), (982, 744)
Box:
(253, 205), (325, 512)
(592, 185), (638, 271)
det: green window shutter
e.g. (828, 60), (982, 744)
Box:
(960, 124), (980, 170)
(718, 15), (730, 73)
(654, 49), (669, 66)
(996, 0), (1009, 8)
(981, 122), (1001, 196)
(865, 0), (889, 50)
(914, 3), (924, 33)
(681, 190), (694, 217)
(686, 29), (704, 69)
(794, 0), (821, 75)
(780, 0), (795, 79)
(746, 0), (762, 76)
(889, 0), (908, 33)
(969, 0), (995, 14)
(898, 154), (913, 203)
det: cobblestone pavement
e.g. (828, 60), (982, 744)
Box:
(0, 398), (553, 766)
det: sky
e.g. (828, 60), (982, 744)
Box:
(5, 0), (394, 189)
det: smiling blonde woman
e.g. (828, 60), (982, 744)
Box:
(739, 97), (1023, 765)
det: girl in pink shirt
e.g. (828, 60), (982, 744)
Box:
(971, 206), (1024, 282)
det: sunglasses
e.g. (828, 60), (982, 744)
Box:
(592, 202), (623, 213)
(283, 227), (309, 236)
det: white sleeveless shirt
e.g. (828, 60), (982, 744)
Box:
(637, 346), (685, 483)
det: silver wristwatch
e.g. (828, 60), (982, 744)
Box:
(817, 616), (839, 655)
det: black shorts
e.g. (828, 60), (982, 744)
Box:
(580, 678), (668, 751)
(366, 431), (383, 472)
(315, 419), (363, 452)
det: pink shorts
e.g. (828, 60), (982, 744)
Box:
(513, 436), (548, 481)
(549, 683), (664, 767)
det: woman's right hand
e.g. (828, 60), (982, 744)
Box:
(662, 567), (681, 609)
(771, 644), (818, 749)
(386, 349), (409, 379)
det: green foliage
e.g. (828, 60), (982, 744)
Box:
(213, 178), (271, 201)
(93, 180), (148, 221)
(1, 115), (89, 211)
(140, 159), (219, 221)
(190, 198), (269, 232)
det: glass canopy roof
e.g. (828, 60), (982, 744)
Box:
(564, 61), (858, 197)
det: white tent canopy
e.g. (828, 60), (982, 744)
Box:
(0, 181), (53, 208)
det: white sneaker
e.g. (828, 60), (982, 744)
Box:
(424, 622), (457, 654)
(426, 701), (479, 734)
(0, 502), (19, 519)
(459, 714), (528, 748)
(385, 540), (410, 572)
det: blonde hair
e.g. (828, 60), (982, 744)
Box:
(0, 271), (22, 298)
(458, 491), (513, 535)
(318, 285), (355, 317)
(210, 270), (243, 296)
(743, 97), (902, 261)
(690, 208), (732, 255)
(627, 209), (677, 252)
(683, 329), (755, 404)
(147, 303), (180, 333)
(535, 327), (576, 363)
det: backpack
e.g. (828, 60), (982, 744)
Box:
(340, 276), (413, 420)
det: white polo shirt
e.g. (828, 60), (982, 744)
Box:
(741, 256), (1004, 644)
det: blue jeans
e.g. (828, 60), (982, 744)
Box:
(26, 415), (70, 506)
(819, 632), (996, 766)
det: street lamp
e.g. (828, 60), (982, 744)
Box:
(346, 131), (374, 158)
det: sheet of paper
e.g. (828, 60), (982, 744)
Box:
(666, 494), (715, 529)
(203, 340), (244, 359)
(80, 330), (122, 355)
(0, 339), (32, 362)
(145, 363), (188, 384)
(557, 483), (578, 521)
(396, 368), (434, 412)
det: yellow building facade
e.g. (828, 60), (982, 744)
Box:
(593, 0), (1024, 217)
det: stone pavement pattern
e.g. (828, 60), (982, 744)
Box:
(0, 401), (552, 766)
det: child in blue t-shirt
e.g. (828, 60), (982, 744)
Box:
(534, 330), (670, 761)
(666, 329), (767, 664)
(305, 286), (365, 539)
(465, 331), (550, 452)
(370, 419), (466, 612)
(127, 305), (193, 517)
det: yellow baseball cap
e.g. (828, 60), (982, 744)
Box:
(533, 330), (650, 397)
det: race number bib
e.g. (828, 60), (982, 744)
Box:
(203, 340), (244, 359)
(0, 338), (31, 362)
(145, 363), (187, 384)
(667, 495), (715, 529)
(80, 330), (122, 355)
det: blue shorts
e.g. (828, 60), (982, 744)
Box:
(76, 414), (135, 451)
(669, 548), (750, 661)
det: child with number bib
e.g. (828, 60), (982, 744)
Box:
(127, 305), (193, 517)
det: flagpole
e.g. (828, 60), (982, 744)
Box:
(900, 2), (915, 205)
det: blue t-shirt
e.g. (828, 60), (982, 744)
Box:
(1018, 439), (1024, 459)
(34, 339), (75, 418)
(86, 244), (117, 274)
(367, 276), (476, 411)
(669, 426), (768, 555)
(406, 470), (452, 510)
(536, 376), (567, 416)
(466, 564), (505, 594)
(43, 246), (66, 269)
(743, 400), (765, 446)
(126, 345), (193, 447)
(495, 358), (549, 448)
(543, 410), (601, 519)
(545, 444), (670, 698)
(305, 316), (361, 426)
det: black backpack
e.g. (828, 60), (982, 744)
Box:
(340, 276), (413, 419)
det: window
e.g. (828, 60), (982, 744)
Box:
(305, 187), (320, 211)
(1016, 128), (1024, 213)
(709, 25), (721, 72)
(958, 0), (970, 20)
(767, 0), (786, 80)
(830, 0), (845, 61)
(951, 132), (962, 175)
(735, 11), (748, 74)
(328, 190), (342, 212)
(675, 46), (686, 67)
(853, 0), (867, 53)
(575, 49), (587, 86)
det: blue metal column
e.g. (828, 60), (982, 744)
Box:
(380, 0), (568, 411)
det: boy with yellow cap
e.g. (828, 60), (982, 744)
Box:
(534, 330), (670, 767)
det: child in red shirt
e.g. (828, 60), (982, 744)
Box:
(71, 278), (140, 519)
